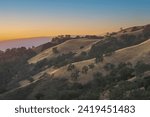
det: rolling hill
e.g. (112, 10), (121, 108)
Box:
(0, 24), (150, 100)
(28, 38), (99, 64)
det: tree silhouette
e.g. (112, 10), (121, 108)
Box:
(67, 64), (75, 71)
(82, 66), (89, 74)
(71, 69), (80, 80)
(52, 47), (59, 54)
(95, 55), (103, 63)
(88, 63), (95, 70)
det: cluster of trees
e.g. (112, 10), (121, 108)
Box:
(89, 37), (118, 58)
(84, 35), (103, 39)
(67, 64), (80, 80)
(51, 35), (73, 43)
(35, 35), (103, 54)
(0, 47), (35, 62)
(34, 61), (150, 100)
(52, 35), (103, 42)
(1, 59), (149, 100)
(95, 55), (104, 63)
(34, 36), (72, 53)
(34, 52), (76, 74)
(67, 63), (95, 81)
(143, 24), (150, 38)
(89, 30), (149, 58)
(135, 61), (150, 77)
(92, 61), (150, 100)
(0, 47), (36, 93)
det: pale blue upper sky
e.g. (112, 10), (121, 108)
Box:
(0, 0), (150, 40)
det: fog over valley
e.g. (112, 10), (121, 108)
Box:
(0, 37), (51, 51)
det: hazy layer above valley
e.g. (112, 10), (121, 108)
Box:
(0, 37), (51, 51)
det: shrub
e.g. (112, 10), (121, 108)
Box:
(95, 55), (103, 63)
(67, 64), (75, 71)
(71, 69), (80, 80)
(82, 66), (89, 74)
(80, 46), (84, 49)
(52, 47), (59, 54)
(88, 63), (95, 70)
(135, 61), (150, 77)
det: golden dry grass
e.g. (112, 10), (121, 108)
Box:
(1, 39), (149, 98)
(28, 38), (99, 64)
(45, 39), (150, 84)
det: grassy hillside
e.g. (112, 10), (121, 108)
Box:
(47, 39), (150, 83)
(0, 38), (149, 100)
(28, 38), (99, 64)
(0, 24), (150, 100)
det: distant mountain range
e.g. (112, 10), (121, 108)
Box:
(0, 37), (52, 51)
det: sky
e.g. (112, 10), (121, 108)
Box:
(0, 0), (150, 41)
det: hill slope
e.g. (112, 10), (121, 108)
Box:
(46, 39), (150, 83)
(0, 24), (150, 100)
(28, 38), (99, 64)
(0, 38), (149, 99)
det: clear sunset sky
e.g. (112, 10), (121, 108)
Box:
(0, 0), (150, 41)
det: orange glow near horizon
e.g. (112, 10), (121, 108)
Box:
(0, 16), (148, 41)
(0, 20), (118, 41)
(0, 29), (115, 41)
(0, 19), (148, 41)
